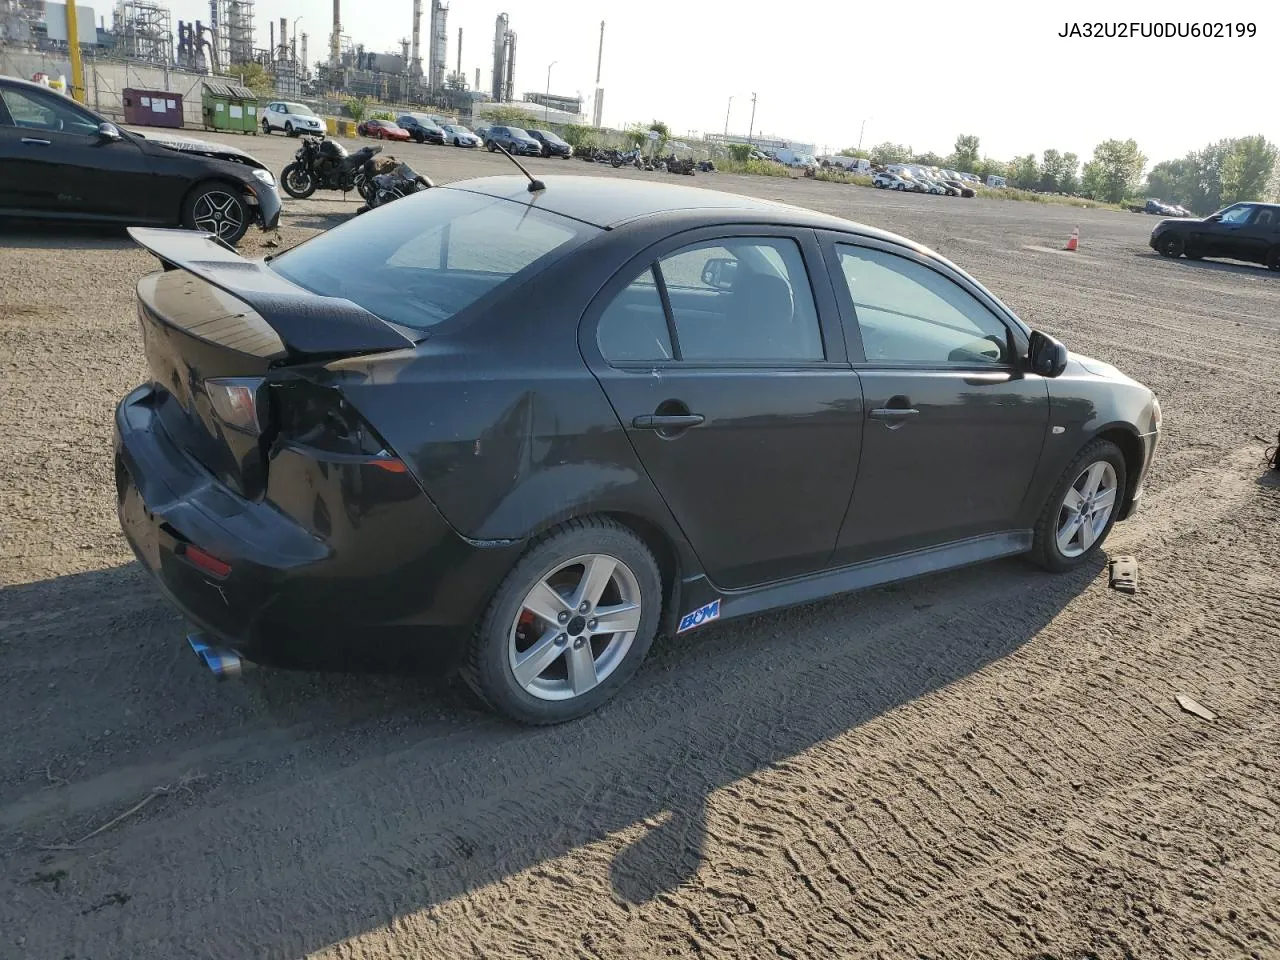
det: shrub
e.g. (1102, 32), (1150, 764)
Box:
(344, 97), (369, 122)
(369, 110), (397, 122)
(726, 143), (752, 163)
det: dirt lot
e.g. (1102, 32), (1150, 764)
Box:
(2, 131), (1278, 960)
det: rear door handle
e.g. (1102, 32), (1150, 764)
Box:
(632, 414), (705, 429)
(869, 407), (919, 419)
(21, 137), (52, 146)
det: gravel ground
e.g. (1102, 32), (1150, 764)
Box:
(2, 131), (1278, 960)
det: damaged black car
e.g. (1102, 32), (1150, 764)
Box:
(0, 75), (281, 245)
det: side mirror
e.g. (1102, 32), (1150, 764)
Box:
(97, 122), (122, 142)
(1027, 330), (1069, 378)
(700, 257), (738, 290)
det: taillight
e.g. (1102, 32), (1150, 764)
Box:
(206, 377), (265, 435)
(271, 380), (408, 472)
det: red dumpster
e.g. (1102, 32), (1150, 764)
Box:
(121, 89), (184, 129)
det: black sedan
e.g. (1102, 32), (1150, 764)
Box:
(0, 75), (280, 245)
(114, 176), (1161, 725)
(1151, 201), (1280, 270)
(527, 128), (573, 158)
(396, 113), (446, 145)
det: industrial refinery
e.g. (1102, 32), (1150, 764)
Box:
(1, 0), (595, 118)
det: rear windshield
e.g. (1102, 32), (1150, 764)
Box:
(269, 188), (599, 332)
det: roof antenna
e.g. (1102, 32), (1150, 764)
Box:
(490, 139), (546, 193)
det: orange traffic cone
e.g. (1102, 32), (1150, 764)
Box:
(1065, 226), (1079, 251)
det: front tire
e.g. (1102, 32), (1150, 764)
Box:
(1029, 439), (1127, 572)
(280, 162), (317, 199)
(1157, 234), (1184, 258)
(182, 181), (250, 246)
(1267, 246), (1280, 272)
(462, 517), (663, 725)
(284, 121), (294, 137)
(261, 118), (271, 134)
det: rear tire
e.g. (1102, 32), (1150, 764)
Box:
(1157, 234), (1184, 258)
(261, 118), (271, 134)
(1267, 246), (1280, 272)
(461, 517), (663, 725)
(1028, 439), (1127, 573)
(284, 121), (294, 137)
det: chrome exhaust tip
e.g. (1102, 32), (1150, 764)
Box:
(187, 633), (243, 679)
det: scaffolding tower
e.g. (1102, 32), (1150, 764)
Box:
(209, 0), (254, 68)
(113, 0), (174, 64)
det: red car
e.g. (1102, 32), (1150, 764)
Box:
(358, 119), (411, 142)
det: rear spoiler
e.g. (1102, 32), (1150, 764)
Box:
(128, 227), (417, 359)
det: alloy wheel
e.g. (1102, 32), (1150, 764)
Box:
(508, 554), (642, 701)
(191, 190), (245, 243)
(1056, 461), (1118, 558)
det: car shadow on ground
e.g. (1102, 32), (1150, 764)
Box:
(0, 223), (133, 251)
(1135, 251), (1275, 277)
(0, 551), (1104, 954)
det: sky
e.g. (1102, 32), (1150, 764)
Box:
(167, 0), (1276, 167)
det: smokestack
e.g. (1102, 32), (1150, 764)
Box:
(456, 26), (461, 80)
(330, 0), (341, 68)
(269, 19), (274, 57)
(410, 0), (421, 78)
(504, 31), (516, 102)
(475, 66), (479, 91)
(595, 20), (604, 84)
(279, 17), (287, 57)
(492, 13), (507, 101)
(301, 32), (308, 75)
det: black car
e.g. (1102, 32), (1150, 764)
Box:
(0, 75), (281, 245)
(484, 125), (543, 156)
(1151, 201), (1280, 270)
(526, 128), (573, 158)
(396, 113), (446, 145)
(115, 176), (1161, 725)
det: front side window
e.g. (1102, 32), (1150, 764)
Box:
(0, 87), (99, 135)
(836, 245), (1011, 366)
(270, 189), (597, 332)
(1217, 204), (1254, 225)
(597, 237), (823, 364)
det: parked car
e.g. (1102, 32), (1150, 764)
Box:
(115, 176), (1160, 724)
(484, 125), (543, 156)
(358, 119), (412, 142)
(821, 156), (872, 174)
(396, 113), (446, 145)
(526, 128), (573, 158)
(441, 123), (481, 147)
(261, 101), (325, 137)
(473, 125), (489, 142)
(943, 179), (977, 198)
(0, 75), (280, 245)
(1150, 201), (1280, 270)
(873, 171), (914, 191)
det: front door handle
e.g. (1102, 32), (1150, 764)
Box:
(21, 137), (52, 146)
(632, 414), (705, 430)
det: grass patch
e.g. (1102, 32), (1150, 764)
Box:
(716, 158), (794, 178)
(973, 187), (1124, 210)
(815, 170), (874, 186)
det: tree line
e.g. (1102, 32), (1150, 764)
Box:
(841, 134), (1279, 212)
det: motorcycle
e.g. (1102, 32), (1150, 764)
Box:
(612, 147), (644, 169)
(279, 135), (381, 201)
(359, 159), (434, 213)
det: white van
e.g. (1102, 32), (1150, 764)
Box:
(820, 155), (871, 174)
(986, 174), (1008, 189)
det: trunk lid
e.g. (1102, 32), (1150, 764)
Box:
(129, 227), (417, 497)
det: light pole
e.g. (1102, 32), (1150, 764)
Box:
(747, 92), (757, 146)
(545, 61), (556, 123)
(724, 95), (733, 138)
(857, 117), (869, 153)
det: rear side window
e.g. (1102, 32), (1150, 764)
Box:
(596, 237), (824, 363)
(270, 189), (599, 332)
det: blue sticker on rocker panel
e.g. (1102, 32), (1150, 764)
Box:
(677, 599), (721, 633)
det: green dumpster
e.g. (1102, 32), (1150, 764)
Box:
(201, 82), (259, 135)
